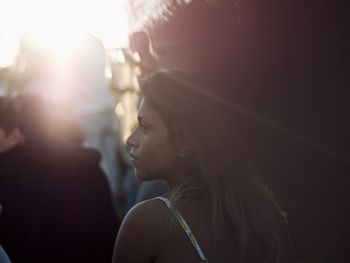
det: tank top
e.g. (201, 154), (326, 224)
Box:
(157, 196), (208, 262)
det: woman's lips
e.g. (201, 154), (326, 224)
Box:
(130, 154), (138, 162)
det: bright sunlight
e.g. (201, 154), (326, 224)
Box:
(0, 0), (129, 67)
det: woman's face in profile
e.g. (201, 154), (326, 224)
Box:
(126, 98), (179, 183)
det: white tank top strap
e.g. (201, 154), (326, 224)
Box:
(157, 196), (208, 262)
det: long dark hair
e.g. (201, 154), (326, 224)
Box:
(140, 70), (295, 262)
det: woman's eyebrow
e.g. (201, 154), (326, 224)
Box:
(138, 116), (154, 129)
(137, 115), (149, 124)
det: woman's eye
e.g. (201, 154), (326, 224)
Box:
(139, 123), (148, 131)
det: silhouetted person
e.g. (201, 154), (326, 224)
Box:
(0, 95), (118, 263)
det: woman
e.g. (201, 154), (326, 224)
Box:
(113, 71), (295, 263)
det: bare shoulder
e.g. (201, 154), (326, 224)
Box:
(112, 198), (169, 263)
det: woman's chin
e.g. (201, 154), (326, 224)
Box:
(135, 170), (148, 181)
(135, 170), (156, 181)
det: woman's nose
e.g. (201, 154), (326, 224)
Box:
(126, 130), (138, 148)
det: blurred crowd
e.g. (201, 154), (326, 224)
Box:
(0, 32), (168, 262)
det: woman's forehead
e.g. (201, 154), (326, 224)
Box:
(138, 98), (164, 123)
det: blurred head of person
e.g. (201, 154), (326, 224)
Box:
(0, 92), (59, 149)
(0, 97), (25, 153)
(129, 31), (151, 54)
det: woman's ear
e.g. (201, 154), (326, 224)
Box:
(174, 126), (192, 158)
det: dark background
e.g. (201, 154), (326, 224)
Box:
(131, 0), (350, 261)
